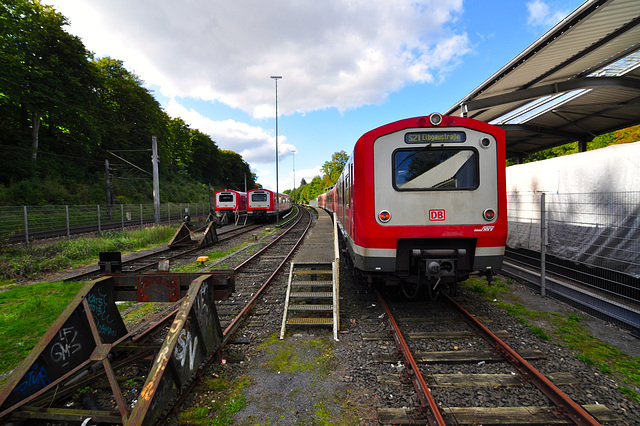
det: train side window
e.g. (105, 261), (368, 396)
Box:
(393, 148), (478, 190)
(345, 173), (350, 209)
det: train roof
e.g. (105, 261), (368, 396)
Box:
(356, 114), (504, 146)
(247, 188), (290, 196)
(215, 189), (246, 194)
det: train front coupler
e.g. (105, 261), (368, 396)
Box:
(411, 248), (467, 279)
(411, 248), (468, 298)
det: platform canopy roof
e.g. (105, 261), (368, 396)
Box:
(444, 0), (640, 160)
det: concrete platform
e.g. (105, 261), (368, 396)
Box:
(294, 207), (336, 264)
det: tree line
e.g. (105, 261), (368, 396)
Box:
(285, 150), (349, 204)
(0, 0), (257, 206)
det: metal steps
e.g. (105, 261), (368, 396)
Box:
(280, 261), (339, 340)
(280, 209), (340, 341)
(280, 261), (337, 339)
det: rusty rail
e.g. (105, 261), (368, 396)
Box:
(443, 293), (602, 426)
(376, 291), (447, 426)
(224, 206), (311, 341)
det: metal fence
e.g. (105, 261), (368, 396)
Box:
(0, 202), (210, 246)
(506, 191), (640, 305)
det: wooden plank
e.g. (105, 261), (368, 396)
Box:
(429, 372), (577, 387)
(15, 406), (122, 423)
(444, 404), (620, 424)
(361, 329), (508, 341)
(408, 330), (510, 339)
(377, 372), (577, 388)
(377, 408), (424, 425)
(374, 349), (546, 363)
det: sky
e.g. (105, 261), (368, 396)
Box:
(46, 0), (585, 193)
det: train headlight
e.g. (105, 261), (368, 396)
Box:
(429, 113), (443, 126)
(379, 210), (391, 223)
(483, 209), (496, 221)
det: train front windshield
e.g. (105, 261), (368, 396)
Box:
(252, 193), (268, 202)
(393, 148), (478, 190)
(219, 194), (234, 202)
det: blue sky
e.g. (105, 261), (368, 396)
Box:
(47, 0), (584, 193)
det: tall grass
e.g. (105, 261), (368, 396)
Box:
(0, 225), (177, 282)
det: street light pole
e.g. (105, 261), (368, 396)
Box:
(292, 149), (296, 204)
(271, 76), (282, 224)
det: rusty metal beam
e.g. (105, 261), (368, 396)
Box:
(127, 275), (223, 425)
(1, 271), (233, 425)
(168, 221), (217, 248)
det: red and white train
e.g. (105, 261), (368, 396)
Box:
(214, 189), (247, 217)
(247, 188), (292, 222)
(318, 113), (507, 297)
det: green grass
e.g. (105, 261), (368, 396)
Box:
(175, 375), (252, 425)
(0, 225), (178, 283)
(0, 225), (179, 379)
(171, 227), (275, 273)
(259, 332), (335, 376)
(0, 281), (85, 376)
(463, 276), (640, 406)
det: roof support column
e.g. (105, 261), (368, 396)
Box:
(578, 139), (588, 153)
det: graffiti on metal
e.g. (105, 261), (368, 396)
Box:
(129, 275), (222, 425)
(1, 272), (228, 424)
(87, 279), (128, 342)
(0, 278), (107, 413)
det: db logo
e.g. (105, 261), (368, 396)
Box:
(429, 209), (445, 221)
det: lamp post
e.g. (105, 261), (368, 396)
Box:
(292, 149), (296, 204)
(271, 75), (282, 224)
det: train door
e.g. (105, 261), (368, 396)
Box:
(349, 162), (354, 237)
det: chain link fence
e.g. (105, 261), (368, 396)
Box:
(506, 191), (640, 305)
(0, 203), (210, 245)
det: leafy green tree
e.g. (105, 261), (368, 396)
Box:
(0, 0), (97, 179)
(188, 128), (221, 184)
(321, 150), (348, 188)
(165, 116), (193, 173)
(218, 150), (256, 190)
(614, 124), (640, 144)
(93, 57), (165, 169)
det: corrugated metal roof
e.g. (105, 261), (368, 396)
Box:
(445, 0), (640, 160)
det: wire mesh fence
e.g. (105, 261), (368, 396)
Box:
(0, 203), (210, 245)
(506, 191), (640, 305)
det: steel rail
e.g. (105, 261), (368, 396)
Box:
(443, 293), (602, 426)
(223, 207), (311, 340)
(63, 223), (259, 282)
(376, 291), (446, 426)
(158, 207), (312, 424)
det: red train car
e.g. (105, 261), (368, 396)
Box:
(319, 113), (507, 297)
(247, 189), (292, 222)
(214, 189), (247, 216)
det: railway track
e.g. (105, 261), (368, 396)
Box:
(158, 205), (313, 422)
(502, 251), (640, 338)
(64, 223), (264, 281)
(371, 290), (621, 425)
(0, 208), (312, 425)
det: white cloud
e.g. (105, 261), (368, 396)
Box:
(526, 1), (570, 28)
(51, 0), (468, 118)
(49, 0), (472, 191)
(165, 99), (295, 165)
